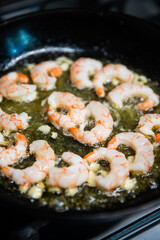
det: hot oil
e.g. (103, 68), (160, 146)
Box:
(0, 58), (160, 211)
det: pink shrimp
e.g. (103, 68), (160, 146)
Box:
(70, 58), (102, 89)
(0, 108), (29, 131)
(93, 64), (134, 97)
(69, 101), (113, 146)
(0, 72), (37, 102)
(47, 152), (88, 188)
(30, 61), (62, 90)
(0, 133), (28, 166)
(136, 114), (160, 142)
(84, 147), (129, 191)
(47, 91), (86, 130)
(107, 132), (154, 174)
(1, 140), (55, 186)
(107, 83), (159, 110)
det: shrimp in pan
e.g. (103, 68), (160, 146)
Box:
(47, 91), (86, 130)
(70, 58), (102, 89)
(47, 152), (88, 188)
(0, 133), (28, 167)
(107, 132), (154, 174)
(70, 101), (113, 146)
(1, 140), (56, 186)
(136, 114), (160, 142)
(30, 61), (62, 90)
(0, 108), (30, 131)
(93, 64), (134, 97)
(84, 147), (129, 191)
(0, 72), (37, 102)
(107, 83), (159, 111)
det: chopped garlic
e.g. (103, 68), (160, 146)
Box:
(48, 187), (62, 193)
(122, 178), (137, 190)
(19, 184), (29, 193)
(89, 162), (100, 172)
(41, 98), (48, 107)
(65, 187), (78, 196)
(26, 63), (35, 70)
(127, 156), (135, 163)
(2, 130), (10, 137)
(97, 170), (108, 177)
(51, 132), (58, 139)
(60, 63), (70, 71)
(37, 181), (45, 189)
(112, 78), (120, 86)
(55, 56), (73, 71)
(88, 171), (97, 187)
(27, 185), (43, 199)
(27, 186), (42, 199)
(132, 73), (147, 84)
(37, 125), (51, 134)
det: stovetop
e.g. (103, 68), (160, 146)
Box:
(2, 203), (160, 240)
(0, 0), (160, 239)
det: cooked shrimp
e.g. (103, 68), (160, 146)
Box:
(0, 133), (27, 166)
(93, 64), (134, 97)
(1, 140), (55, 186)
(30, 61), (62, 90)
(0, 72), (37, 102)
(107, 132), (154, 174)
(107, 83), (159, 110)
(47, 91), (86, 130)
(0, 108), (29, 131)
(48, 152), (88, 188)
(0, 133), (4, 144)
(70, 58), (102, 89)
(136, 114), (160, 140)
(84, 147), (129, 191)
(70, 101), (113, 146)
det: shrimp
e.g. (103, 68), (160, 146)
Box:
(0, 133), (27, 166)
(107, 132), (154, 174)
(0, 108), (30, 131)
(0, 133), (4, 144)
(70, 58), (102, 89)
(84, 147), (129, 191)
(47, 91), (86, 130)
(0, 72), (37, 102)
(47, 152), (88, 188)
(1, 140), (55, 186)
(30, 61), (62, 90)
(107, 83), (159, 110)
(93, 64), (134, 97)
(69, 101), (113, 146)
(136, 114), (160, 141)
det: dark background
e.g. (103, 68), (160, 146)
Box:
(1, 0), (160, 24)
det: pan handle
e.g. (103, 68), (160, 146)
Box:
(102, 208), (160, 240)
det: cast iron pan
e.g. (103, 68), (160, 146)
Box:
(0, 9), (160, 220)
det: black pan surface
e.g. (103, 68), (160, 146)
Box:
(0, 9), (160, 220)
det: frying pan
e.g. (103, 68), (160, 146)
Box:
(0, 8), (160, 221)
